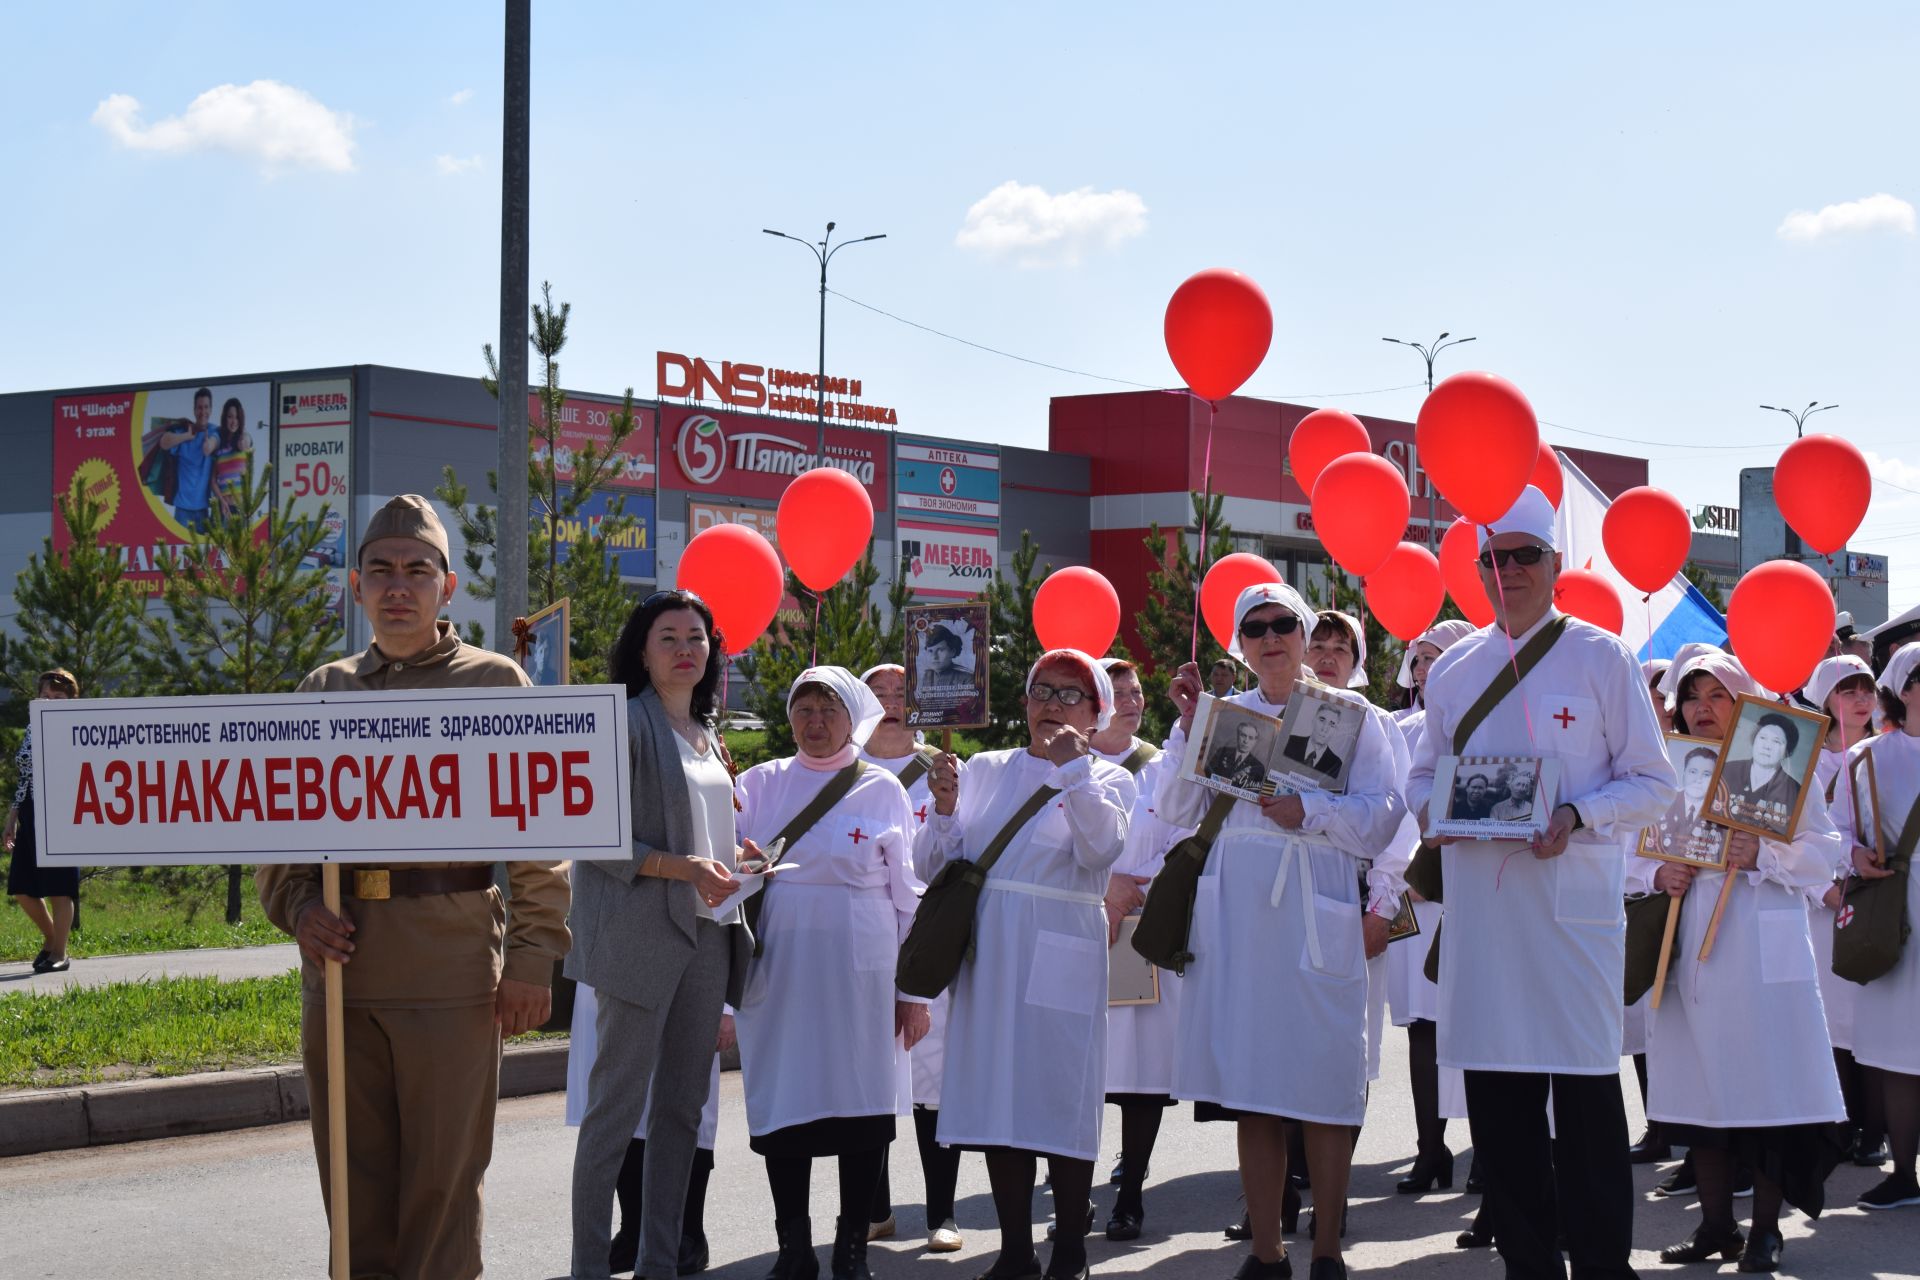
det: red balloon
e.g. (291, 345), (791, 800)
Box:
(1601, 486), (1691, 597)
(777, 468), (874, 591)
(1531, 442), (1565, 509)
(1415, 372), (1540, 525)
(1553, 568), (1623, 635)
(1034, 567), (1121, 657)
(1439, 518), (1495, 627)
(1289, 409), (1370, 497)
(1775, 433), (1871, 555)
(1200, 552), (1284, 653)
(1163, 269), (1273, 402)
(1727, 560), (1836, 694)
(1312, 454), (1409, 577)
(677, 523), (784, 656)
(1364, 543), (1444, 642)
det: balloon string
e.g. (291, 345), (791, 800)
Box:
(1191, 398), (1218, 665)
(1483, 530), (1541, 755)
(812, 592), (822, 668)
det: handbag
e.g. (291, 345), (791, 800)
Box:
(895, 784), (1060, 999)
(1832, 782), (1920, 986)
(1622, 891), (1676, 1005)
(741, 760), (867, 956)
(1129, 794), (1236, 976)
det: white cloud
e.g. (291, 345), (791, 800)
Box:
(448, 88), (474, 107)
(1776, 193), (1915, 240)
(92, 80), (356, 173)
(435, 153), (483, 176)
(955, 180), (1147, 266)
(1865, 449), (1920, 493)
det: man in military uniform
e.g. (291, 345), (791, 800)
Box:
(259, 495), (570, 1280)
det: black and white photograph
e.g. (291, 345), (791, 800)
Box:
(1638, 734), (1732, 869)
(1272, 677), (1366, 793)
(1179, 693), (1287, 804)
(1704, 694), (1828, 842)
(903, 602), (991, 730)
(1427, 754), (1561, 841)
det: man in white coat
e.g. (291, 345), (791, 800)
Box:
(1407, 486), (1676, 1280)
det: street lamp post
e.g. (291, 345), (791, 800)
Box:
(1759, 401), (1837, 439)
(763, 223), (886, 460)
(1382, 332), (1477, 544)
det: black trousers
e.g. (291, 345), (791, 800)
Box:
(1464, 1069), (1637, 1280)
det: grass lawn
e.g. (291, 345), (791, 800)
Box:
(0, 865), (285, 964)
(0, 972), (569, 1090)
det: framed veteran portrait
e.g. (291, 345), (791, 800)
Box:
(1638, 734), (1734, 869)
(1180, 694), (1286, 804)
(903, 603), (991, 731)
(1272, 678), (1365, 794)
(1427, 754), (1561, 841)
(1705, 696), (1827, 842)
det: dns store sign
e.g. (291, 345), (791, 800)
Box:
(657, 350), (899, 426)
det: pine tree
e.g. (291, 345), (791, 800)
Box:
(7, 486), (146, 706)
(1128, 492), (1234, 743)
(438, 282), (643, 684)
(975, 531), (1049, 751)
(140, 465), (345, 922)
(1303, 570), (1398, 707)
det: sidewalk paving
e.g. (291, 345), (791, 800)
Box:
(0, 942), (300, 995)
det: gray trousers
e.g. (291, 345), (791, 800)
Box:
(571, 920), (730, 1280)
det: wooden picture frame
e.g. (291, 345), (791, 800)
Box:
(1384, 895), (1421, 944)
(903, 602), (991, 731)
(517, 596), (571, 687)
(1638, 733), (1734, 869)
(1704, 694), (1828, 842)
(1109, 916), (1160, 1005)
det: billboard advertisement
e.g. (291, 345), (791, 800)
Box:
(276, 378), (353, 635)
(545, 488), (656, 579)
(529, 393), (656, 491)
(54, 380), (273, 592)
(899, 519), (997, 600)
(659, 406), (889, 510)
(896, 437), (999, 525)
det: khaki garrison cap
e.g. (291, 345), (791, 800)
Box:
(361, 495), (451, 566)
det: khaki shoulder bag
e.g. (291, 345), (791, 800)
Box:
(1130, 794), (1237, 976)
(1833, 753), (1920, 986)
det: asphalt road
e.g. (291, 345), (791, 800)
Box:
(5, 1028), (1916, 1279)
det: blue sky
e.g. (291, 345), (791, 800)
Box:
(6, 2), (1918, 612)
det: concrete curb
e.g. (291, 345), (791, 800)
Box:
(0, 1041), (570, 1159)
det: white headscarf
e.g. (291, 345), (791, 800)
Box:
(1395, 618), (1476, 689)
(1476, 485), (1559, 552)
(1807, 655), (1873, 715)
(1028, 648), (1116, 732)
(1228, 582), (1318, 668)
(1881, 642), (1920, 703)
(1658, 642), (1724, 697)
(789, 665), (886, 749)
(1666, 647), (1765, 723)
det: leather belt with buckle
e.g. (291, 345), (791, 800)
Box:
(347, 867), (494, 900)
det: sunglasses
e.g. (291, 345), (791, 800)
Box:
(1239, 615), (1302, 639)
(644, 589), (706, 608)
(1027, 682), (1089, 707)
(1477, 545), (1549, 570)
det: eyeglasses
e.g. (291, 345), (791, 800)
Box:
(1477, 545), (1549, 570)
(1028, 682), (1089, 707)
(1239, 615), (1302, 639)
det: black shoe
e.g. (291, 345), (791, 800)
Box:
(975, 1262), (1041, 1280)
(1464, 1155), (1485, 1195)
(1395, 1146), (1454, 1194)
(1853, 1137), (1891, 1167)
(831, 1215), (872, 1280)
(1655, 1156), (1698, 1197)
(678, 1231), (710, 1276)
(609, 1223), (639, 1275)
(1231, 1255), (1292, 1280)
(1105, 1208), (1143, 1242)
(1454, 1223), (1493, 1250)
(1041, 1260), (1088, 1280)
(41, 955), (69, 973)
(1658, 1224), (1744, 1264)
(1859, 1172), (1920, 1210)
(1628, 1131), (1672, 1164)
(1307, 1259), (1345, 1280)
(1110, 1151), (1126, 1185)
(1225, 1211), (1252, 1242)
(29, 949), (51, 973)
(768, 1216), (820, 1280)
(1736, 1229), (1783, 1273)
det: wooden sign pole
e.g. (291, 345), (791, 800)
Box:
(1649, 890), (1683, 1010)
(323, 863), (350, 1280)
(1696, 870), (1738, 962)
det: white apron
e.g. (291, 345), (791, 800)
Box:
(1102, 743), (1187, 1097)
(733, 759), (922, 1136)
(865, 748), (950, 1109)
(925, 749), (1134, 1160)
(1837, 732), (1920, 1076)
(1807, 747), (1856, 1050)
(565, 982), (722, 1146)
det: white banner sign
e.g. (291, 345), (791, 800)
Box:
(899, 520), (998, 601)
(31, 685), (633, 866)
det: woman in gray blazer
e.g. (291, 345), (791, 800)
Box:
(569, 590), (760, 1280)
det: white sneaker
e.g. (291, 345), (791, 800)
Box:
(868, 1214), (896, 1242)
(927, 1219), (963, 1253)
